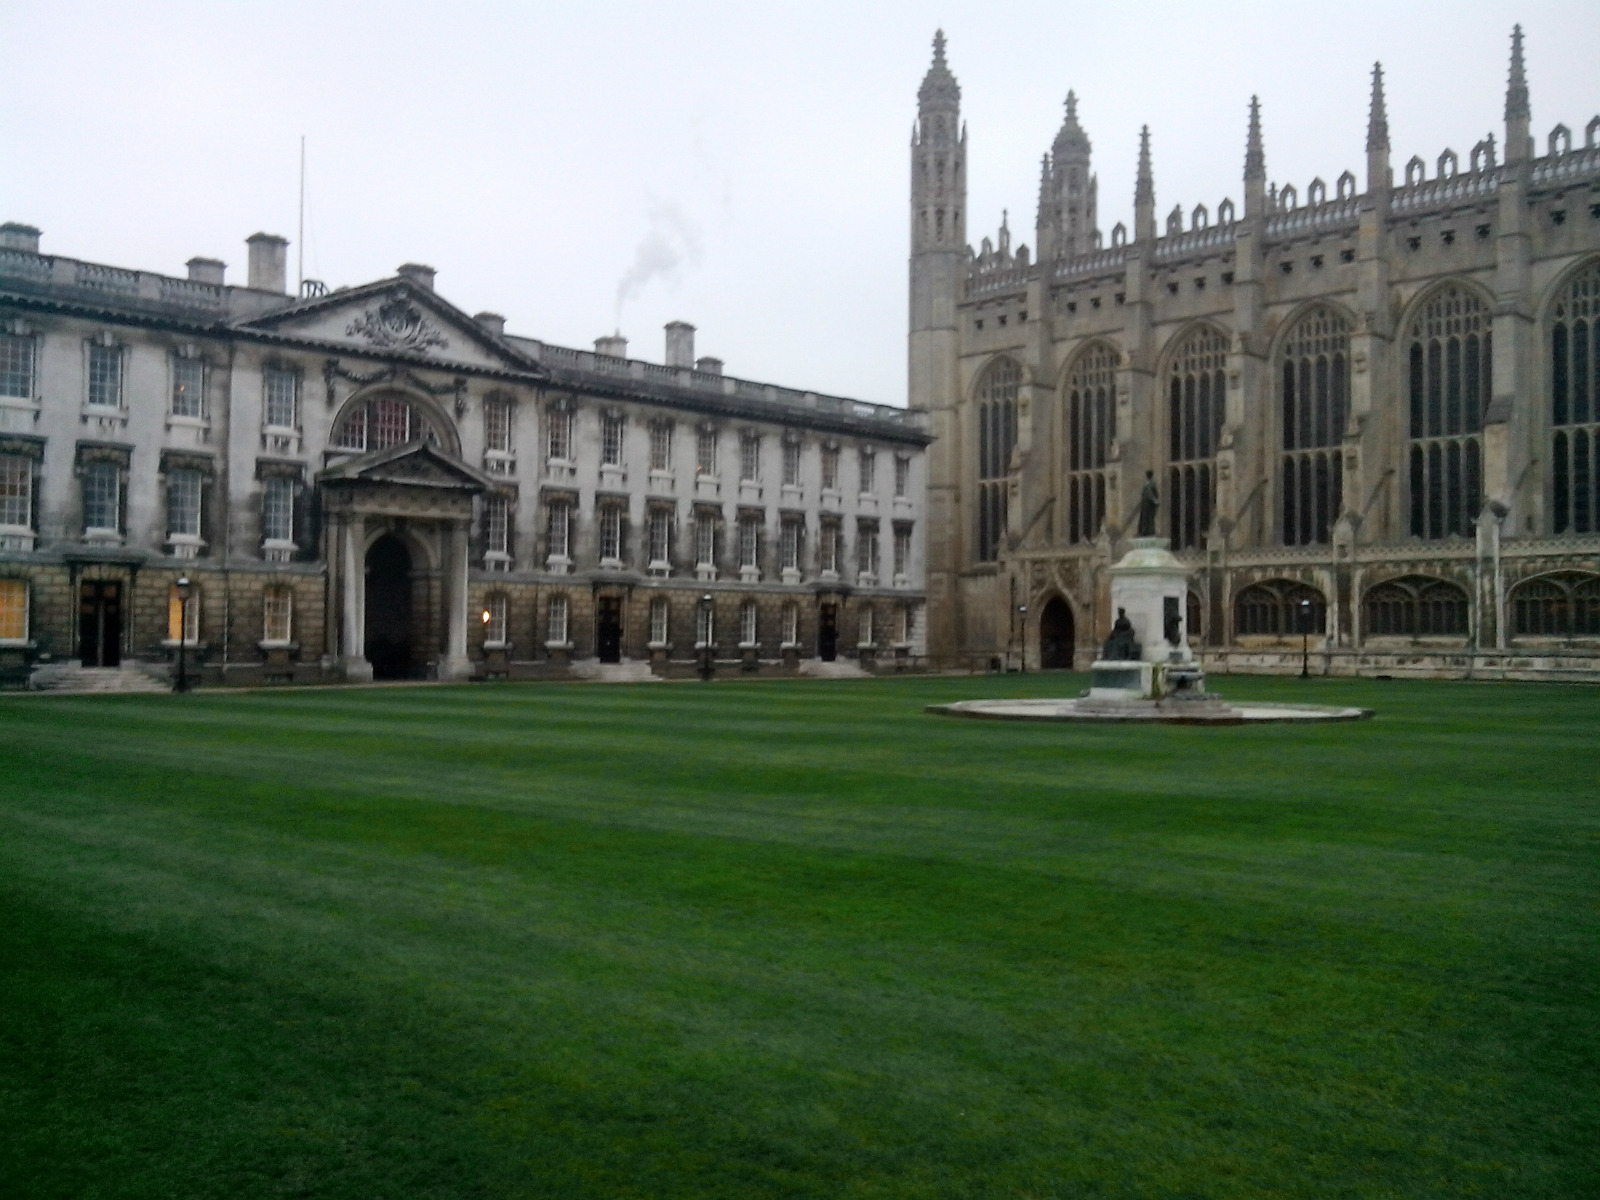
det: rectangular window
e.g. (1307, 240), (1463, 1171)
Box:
(485, 494), (511, 556)
(166, 468), (203, 538)
(894, 456), (910, 498)
(738, 515), (759, 569)
(599, 506), (622, 560)
(87, 343), (121, 408)
(601, 413), (625, 466)
(548, 408), (572, 460)
(650, 422), (673, 471)
(649, 596), (669, 644)
(0, 333), (34, 399)
(262, 476), (295, 543)
(485, 593), (508, 643)
(858, 449), (876, 494)
(781, 601), (798, 646)
(547, 501), (571, 558)
(172, 358), (205, 418)
(696, 600), (714, 646)
(740, 434), (761, 482)
(821, 446), (840, 491)
(695, 512), (716, 566)
(83, 460), (119, 532)
(264, 368), (297, 428)
(0, 454), (31, 529)
(484, 398), (513, 453)
(893, 526), (911, 576)
(167, 584), (199, 644)
(0, 578), (27, 640)
(780, 519), (800, 571)
(857, 522), (879, 577)
(696, 428), (718, 476)
(648, 510), (671, 563)
(858, 606), (874, 646)
(547, 594), (569, 644)
(263, 586), (293, 642)
(740, 599), (758, 645)
(782, 440), (801, 486)
(820, 523), (840, 573)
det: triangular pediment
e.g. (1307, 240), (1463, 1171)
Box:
(239, 279), (541, 374)
(319, 440), (492, 491)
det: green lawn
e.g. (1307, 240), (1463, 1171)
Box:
(1, 674), (1596, 1199)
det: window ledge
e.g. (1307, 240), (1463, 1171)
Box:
(0, 638), (35, 649)
(160, 638), (206, 651)
(482, 640), (511, 651)
(647, 640), (670, 651)
(543, 639), (573, 651)
(257, 639), (297, 651)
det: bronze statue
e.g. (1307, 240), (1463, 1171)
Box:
(1135, 470), (1160, 537)
(1101, 607), (1141, 661)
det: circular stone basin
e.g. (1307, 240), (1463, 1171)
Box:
(927, 698), (1373, 725)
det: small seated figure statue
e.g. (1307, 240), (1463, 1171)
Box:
(1101, 607), (1141, 661)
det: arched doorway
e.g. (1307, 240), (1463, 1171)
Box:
(365, 534), (415, 679)
(1038, 596), (1074, 669)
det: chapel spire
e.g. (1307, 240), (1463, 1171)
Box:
(1366, 63), (1391, 192)
(1133, 125), (1156, 242)
(910, 29), (965, 253)
(1243, 95), (1266, 217)
(1504, 24), (1531, 162)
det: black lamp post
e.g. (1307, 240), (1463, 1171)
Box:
(1017, 604), (1027, 673)
(1299, 597), (1312, 679)
(173, 575), (193, 693)
(698, 593), (715, 682)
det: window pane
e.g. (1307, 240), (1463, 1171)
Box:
(84, 462), (119, 530)
(263, 477), (295, 542)
(264, 370), (297, 427)
(0, 578), (27, 640)
(0, 455), (31, 528)
(0, 334), (33, 399)
(172, 359), (204, 417)
(88, 344), (121, 407)
(167, 469), (202, 537)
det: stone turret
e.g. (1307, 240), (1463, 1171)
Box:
(1133, 125), (1156, 243)
(1243, 96), (1266, 218)
(1504, 24), (1532, 163)
(1036, 92), (1099, 259)
(1366, 63), (1391, 193)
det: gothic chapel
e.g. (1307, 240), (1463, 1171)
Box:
(911, 28), (1600, 678)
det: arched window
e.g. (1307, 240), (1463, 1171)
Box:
(1511, 572), (1600, 637)
(1166, 327), (1227, 549)
(1363, 576), (1469, 637)
(975, 359), (1020, 562)
(332, 393), (439, 453)
(1234, 579), (1325, 637)
(1408, 286), (1490, 538)
(1280, 308), (1349, 546)
(1063, 344), (1116, 544)
(1551, 263), (1600, 533)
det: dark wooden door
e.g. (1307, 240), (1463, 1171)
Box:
(1039, 596), (1074, 670)
(79, 580), (122, 667)
(364, 534), (414, 680)
(596, 597), (622, 663)
(818, 603), (838, 662)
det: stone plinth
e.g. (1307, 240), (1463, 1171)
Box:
(1089, 536), (1206, 704)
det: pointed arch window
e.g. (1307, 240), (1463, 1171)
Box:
(1166, 327), (1227, 549)
(1363, 576), (1469, 637)
(1234, 579), (1325, 636)
(1064, 344), (1115, 544)
(1551, 263), (1600, 533)
(1280, 308), (1349, 546)
(1408, 285), (1489, 538)
(1511, 572), (1600, 637)
(975, 358), (1020, 563)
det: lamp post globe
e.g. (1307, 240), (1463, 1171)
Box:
(173, 575), (193, 694)
(1017, 604), (1027, 673)
(1299, 597), (1312, 679)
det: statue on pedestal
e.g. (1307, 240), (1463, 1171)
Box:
(1135, 471), (1160, 538)
(1101, 607), (1141, 661)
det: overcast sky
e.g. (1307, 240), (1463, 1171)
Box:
(3, 2), (1596, 406)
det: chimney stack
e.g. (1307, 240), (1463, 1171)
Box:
(245, 233), (288, 293)
(594, 334), (628, 359)
(695, 356), (723, 376)
(664, 320), (696, 368)
(0, 223), (42, 254)
(474, 311), (506, 337)
(186, 257), (226, 285)
(397, 262), (436, 291)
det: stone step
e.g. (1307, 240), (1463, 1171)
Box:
(30, 662), (172, 694)
(568, 659), (660, 683)
(796, 658), (870, 679)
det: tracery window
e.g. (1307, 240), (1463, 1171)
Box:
(1511, 572), (1600, 637)
(1280, 309), (1349, 546)
(1363, 576), (1469, 637)
(1064, 343), (1115, 544)
(975, 358), (1020, 562)
(1409, 286), (1489, 538)
(1166, 329), (1226, 549)
(1234, 579), (1325, 636)
(333, 395), (433, 452)
(1551, 263), (1600, 533)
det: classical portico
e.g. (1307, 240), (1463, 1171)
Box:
(318, 441), (491, 682)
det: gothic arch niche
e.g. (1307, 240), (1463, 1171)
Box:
(1401, 281), (1492, 539)
(331, 387), (460, 458)
(1547, 258), (1600, 534)
(1162, 323), (1228, 550)
(1510, 572), (1600, 638)
(1233, 579), (1326, 639)
(973, 357), (1022, 563)
(1362, 575), (1469, 638)
(1060, 342), (1117, 544)
(1276, 305), (1352, 547)
(1037, 595), (1075, 669)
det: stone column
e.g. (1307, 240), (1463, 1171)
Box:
(340, 513), (373, 681)
(438, 519), (472, 681)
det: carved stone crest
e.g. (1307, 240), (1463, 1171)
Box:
(347, 294), (449, 354)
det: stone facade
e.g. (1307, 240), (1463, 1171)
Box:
(910, 28), (1600, 680)
(0, 229), (929, 685)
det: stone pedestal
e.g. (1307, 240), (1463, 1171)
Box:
(1088, 537), (1222, 710)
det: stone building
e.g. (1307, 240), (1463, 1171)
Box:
(911, 27), (1600, 679)
(0, 229), (929, 686)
